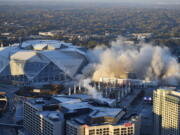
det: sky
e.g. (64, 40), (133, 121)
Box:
(69, 0), (179, 3)
(1, 0), (180, 5)
(0, 0), (179, 2)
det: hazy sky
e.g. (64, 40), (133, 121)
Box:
(0, 0), (179, 2)
(1, 0), (180, 4)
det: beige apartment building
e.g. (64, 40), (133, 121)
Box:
(66, 116), (141, 135)
(153, 88), (180, 135)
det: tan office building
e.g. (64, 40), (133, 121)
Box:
(66, 116), (141, 135)
(153, 88), (180, 135)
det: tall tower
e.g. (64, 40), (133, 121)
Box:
(153, 88), (180, 135)
(0, 42), (3, 48)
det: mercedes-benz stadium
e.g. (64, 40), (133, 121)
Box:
(0, 40), (88, 86)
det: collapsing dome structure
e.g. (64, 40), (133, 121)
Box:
(0, 40), (88, 86)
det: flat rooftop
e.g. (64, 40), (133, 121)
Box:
(38, 111), (64, 123)
(26, 94), (125, 125)
(53, 95), (81, 104)
(60, 101), (90, 112)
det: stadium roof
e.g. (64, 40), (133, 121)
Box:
(0, 40), (88, 80)
(21, 40), (71, 50)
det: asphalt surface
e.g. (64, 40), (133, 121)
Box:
(0, 84), (19, 135)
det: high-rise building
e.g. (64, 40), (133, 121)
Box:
(23, 98), (65, 135)
(153, 88), (180, 135)
(66, 116), (140, 135)
(23, 95), (141, 135)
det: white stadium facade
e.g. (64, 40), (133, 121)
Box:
(0, 40), (88, 86)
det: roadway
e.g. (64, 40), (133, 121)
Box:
(0, 84), (19, 135)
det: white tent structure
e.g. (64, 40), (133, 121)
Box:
(0, 40), (88, 86)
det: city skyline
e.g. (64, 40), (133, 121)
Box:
(0, 1), (179, 134)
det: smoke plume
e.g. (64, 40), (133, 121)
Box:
(81, 78), (102, 99)
(87, 37), (180, 86)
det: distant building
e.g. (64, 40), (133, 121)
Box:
(23, 95), (141, 135)
(1, 32), (11, 36)
(132, 33), (152, 40)
(39, 32), (55, 37)
(97, 77), (152, 107)
(39, 30), (64, 37)
(28, 35), (48, 40)
(153, 88), (180, 135)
